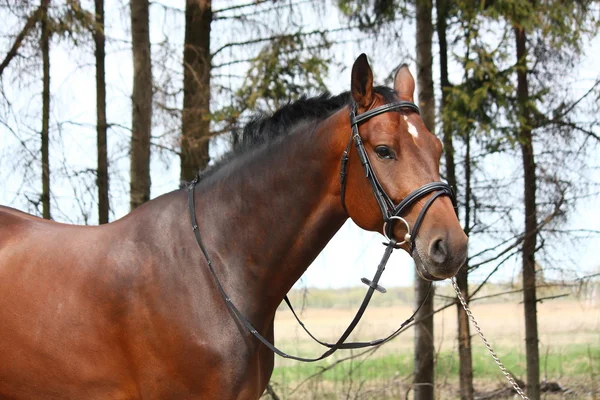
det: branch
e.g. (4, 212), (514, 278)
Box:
(0, 119), (39, 161)
(214, 0), (315, 21)
(471, 288), (524, 302)
(575, 272), (600, 281)
(212, 38), (358, 69)
(467, 231), (523, 263)
(531, 293), (569, 303)
(0, 6), (42, 78)
(468, 191), (565, 275)
(530, 78), (600, 141)
(149, 1), (183, 14)
(211, 26), (354, 58)
(546, 78), (600, 122)
(468, 233), (524, 271)
(470, 249), (520, 299)
(213, 0), (271, 14)
(548, 120), (600, 142)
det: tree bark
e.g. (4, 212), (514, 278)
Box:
(413, 271), (435, 400)
(95, 0), (109, 224)
(515, 24), (540, 400)
(41, 0), (51, 220)
(414, 1), (435, 398)
(129, 0), (152, 210)
(180, 0), (212, 182)
(436, 0), (474, 398)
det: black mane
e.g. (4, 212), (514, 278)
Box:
(192, 86), (398, 183)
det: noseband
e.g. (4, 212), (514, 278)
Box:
(341, 101), (457, 250)
(186, 99), (458, 362)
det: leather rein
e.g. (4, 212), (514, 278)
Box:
(187, 100), (456, 362)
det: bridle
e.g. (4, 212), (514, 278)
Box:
(341, 101), (457, 251)
(186, 99), (457, 362)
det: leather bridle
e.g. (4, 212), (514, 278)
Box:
(341, 101), (457, 251)
(187, 99), (457, 362)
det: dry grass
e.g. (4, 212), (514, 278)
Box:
(268, 298), (599, 399)
(274, 299), (598, 360)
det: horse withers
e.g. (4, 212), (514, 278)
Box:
(0, 54), (467, 399)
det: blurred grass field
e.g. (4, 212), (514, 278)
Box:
(265, 283), (599, 399)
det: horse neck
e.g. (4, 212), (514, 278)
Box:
(193, 108), (351, 318)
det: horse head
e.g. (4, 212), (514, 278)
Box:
(342, 54), (468, 281)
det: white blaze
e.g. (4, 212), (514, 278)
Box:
(403, 115), (418, 138)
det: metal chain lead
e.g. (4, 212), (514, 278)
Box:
(451, 278), (530, 400)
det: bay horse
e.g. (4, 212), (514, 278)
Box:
(0, 54), (467, 399)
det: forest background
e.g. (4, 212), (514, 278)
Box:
(1, 1), (599, 399)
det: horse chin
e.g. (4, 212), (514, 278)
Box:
(412, 247), (445, 282)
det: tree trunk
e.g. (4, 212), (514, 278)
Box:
(180, 0), (212, 182)
(129, 0), (152, 210)
(436, 0), (474, 398)
(41, 0), (51, 220)
(515, 25), (540, 400)
(414, 1), (435, 398)
(414, 271), (435, 400)
(95, 0), (109, 224)
(456, 130), (474, 400)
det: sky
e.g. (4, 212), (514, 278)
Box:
(1, 1), (599, 289)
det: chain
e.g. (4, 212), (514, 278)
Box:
(451, 278), (530, 400)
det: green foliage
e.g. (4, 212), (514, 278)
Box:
(482, 0), (600, 54)
(46, 1), (95, 45)
(440, 0), (600, 155)
(337, 0), (407, 31)
(442, 37), (517, 153)
(235, 33), (331, 113)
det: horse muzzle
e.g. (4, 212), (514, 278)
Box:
(413, 231), (468, 281)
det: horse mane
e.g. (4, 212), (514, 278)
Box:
(189, 86), (398, 184)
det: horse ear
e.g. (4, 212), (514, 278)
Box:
(394, 64), (415, 102)
(351, 54), (374, 109)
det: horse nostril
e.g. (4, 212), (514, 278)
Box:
(429, 237), (448, 264)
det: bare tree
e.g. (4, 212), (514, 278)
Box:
(129, 0), (152, 210)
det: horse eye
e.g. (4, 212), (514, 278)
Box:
(375, 145), (394, 159)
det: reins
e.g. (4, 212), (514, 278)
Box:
(187, 99), (456, 362)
